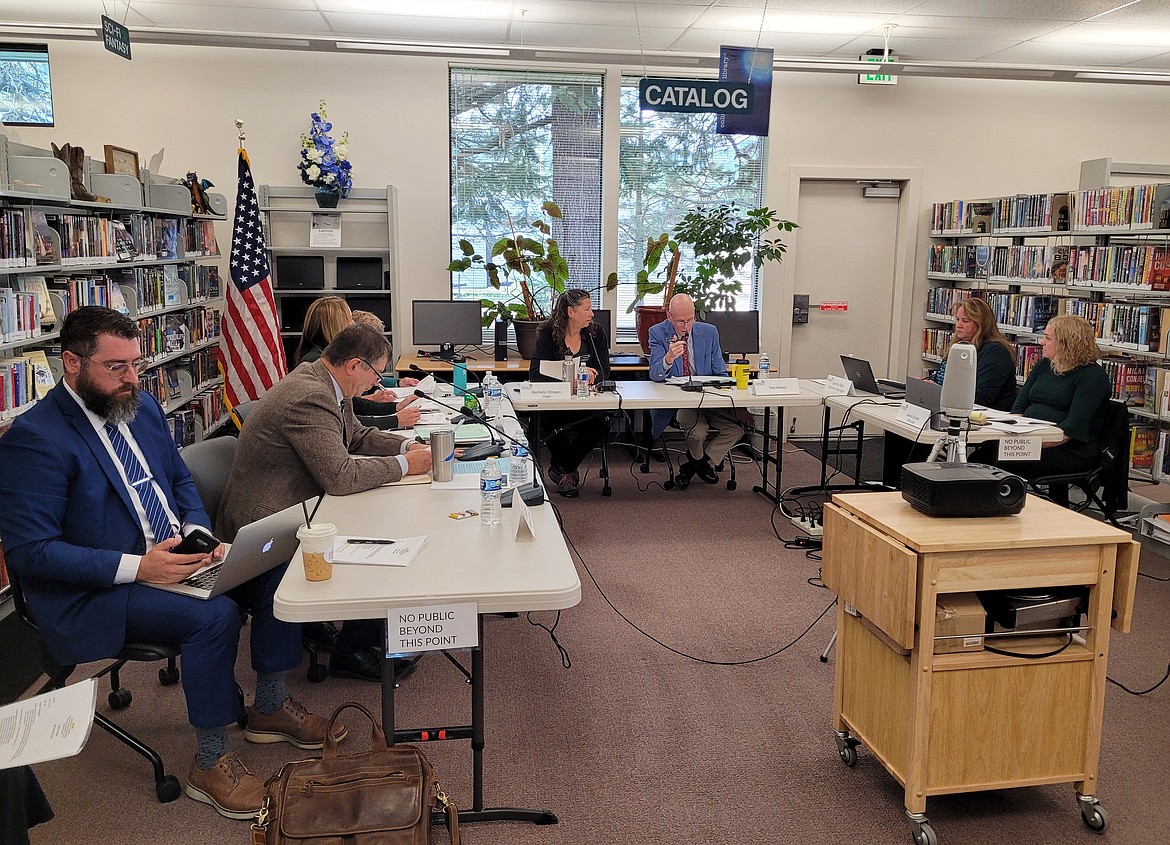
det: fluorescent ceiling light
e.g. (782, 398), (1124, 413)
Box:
(336, 41), (510, 56)
(1075, 70), (1170, 82)
(1038, 27), (1170, 47)
(765, 14), (879, 36)
(322, 0), (510, 18)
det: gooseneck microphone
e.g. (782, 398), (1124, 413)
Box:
(413, 389), (501, 456)
(675, 332), (703, 392)
(415, 390), (544, 506)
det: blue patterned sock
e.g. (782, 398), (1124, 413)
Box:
(253, 671), (286, 715)
(195, 726), (229, 770)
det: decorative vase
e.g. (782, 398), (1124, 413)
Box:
(634, 305), (669, 354)
(314, 187), (341, 208)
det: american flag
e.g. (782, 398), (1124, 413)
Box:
(220, 148), (286, 408)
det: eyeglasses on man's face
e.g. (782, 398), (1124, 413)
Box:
(83, 356), (148, 377)
(357, 358), (384, 378)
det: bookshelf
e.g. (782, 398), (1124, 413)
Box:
(0, 136), (230, 447)
(924, 158), (1170, 482)
(258, 185), (398, 364)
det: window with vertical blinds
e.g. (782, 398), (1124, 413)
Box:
(615, 76), (766, 336)
(449, 67), (604, 327)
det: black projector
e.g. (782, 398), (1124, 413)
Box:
(900, 462), (1026, 517)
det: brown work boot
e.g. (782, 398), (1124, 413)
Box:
(185, 751), (264, 820)
(244, 696), (346, 750)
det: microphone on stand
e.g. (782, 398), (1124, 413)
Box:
(928, 342), (977, 464)
(416, 391), (544, 507)
(413, 390), (503, 461)
(676, 332), (702, 392)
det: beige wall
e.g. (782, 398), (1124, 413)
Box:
(17, 39), (1170, 370)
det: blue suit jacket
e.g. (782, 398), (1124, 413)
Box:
(647, 319), (727, 437)
(0, 385), (209, 665)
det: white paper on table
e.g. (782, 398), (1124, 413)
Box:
(982, 421), (1050, 434)
(415, 375), (438, 395)
(433, 457), (513, 488)
(0, 679), (97, 769)
(539, 360), (568, 380)
(334, 535), (427, 566)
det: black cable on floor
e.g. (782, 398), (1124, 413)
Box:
(1108, 662), (1170, 696)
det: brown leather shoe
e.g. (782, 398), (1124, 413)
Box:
(185, 751), (264, 820)
(244, 696), (346, 750)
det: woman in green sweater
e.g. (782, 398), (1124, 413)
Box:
(1006, 314), (1111, 479)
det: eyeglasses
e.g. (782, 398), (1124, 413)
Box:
(357, 358), (382, 376)
(83, 356), (148, 376)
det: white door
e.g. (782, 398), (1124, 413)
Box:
(787, 179), (902, 436)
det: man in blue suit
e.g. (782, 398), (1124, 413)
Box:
(0, 307), (339, 821)
(648, 294), (744, 486)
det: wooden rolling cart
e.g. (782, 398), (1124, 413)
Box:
(822, 492), (1139, 845)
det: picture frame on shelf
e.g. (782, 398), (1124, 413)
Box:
(104, 144), (140, 178)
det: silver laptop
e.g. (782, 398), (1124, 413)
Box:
(149, 503), (305, 599)
(840, 355), (905, 398)
(904, 378), (945, 430)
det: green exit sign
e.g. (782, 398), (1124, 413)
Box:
(859, 53), (897, 85)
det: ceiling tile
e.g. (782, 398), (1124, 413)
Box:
(670, 28), (857, 55)
(830, 35), (1023, 63)
(904, 0), (1119, 22)
(979, 40), (1169, 66)
(129, 3), (330, 33)
(322, 12), (510, 43)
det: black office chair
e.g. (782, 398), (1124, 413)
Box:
(1025, 399), (1130, 528)
(639, 412), (739, 491)
(8, 569), (183, 803)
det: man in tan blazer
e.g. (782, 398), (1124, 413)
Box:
(217, 324), (432, 680)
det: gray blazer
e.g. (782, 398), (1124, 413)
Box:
(216, 359), (410, 540)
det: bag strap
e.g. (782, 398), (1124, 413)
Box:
(436, 788), (460, 845)
(322, 701), (388, 759)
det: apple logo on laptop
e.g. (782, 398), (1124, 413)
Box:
(263, 539), (274, 553)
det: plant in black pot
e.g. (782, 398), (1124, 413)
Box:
(447, 201), (569, 360)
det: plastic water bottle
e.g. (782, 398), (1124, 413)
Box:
(576, 369), (589, 398)
(509, 434), (530, 487)
(479, 457), (502, 525)
(758, 351), (771, 380)
(484, 373), (503, 419)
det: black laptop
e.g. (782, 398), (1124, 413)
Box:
(840, 355), (905, 398)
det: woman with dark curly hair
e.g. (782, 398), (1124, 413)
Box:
(528, 289), (611, 497)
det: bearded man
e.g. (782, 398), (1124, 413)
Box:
(0, 306), (339, 821)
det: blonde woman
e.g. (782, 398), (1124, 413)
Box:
(1007, 314), (1111, 479)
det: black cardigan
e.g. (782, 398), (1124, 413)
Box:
(528, 321), (611, 382)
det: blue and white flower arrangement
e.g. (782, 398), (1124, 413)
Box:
(298, 100), (352, 197)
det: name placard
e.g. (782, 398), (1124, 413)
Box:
(822, 374), (854, 396)
(519, 381), (570, 400)
(998, 437), (1042, 462)
(896, 402), (932, 429)
(388, 602), (478, 654)
(751, 377), (800, 396)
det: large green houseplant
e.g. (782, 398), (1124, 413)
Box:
(447, 201), (569, 359)
(606, 202), (797, 352)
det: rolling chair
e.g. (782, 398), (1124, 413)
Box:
(640, 412), (740, 491)
(1024, 399), (1130, 528)
(181, 435), (331, 683)
(9, 569), (183, 803)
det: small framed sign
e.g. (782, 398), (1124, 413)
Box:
(104, 144), (140, 178)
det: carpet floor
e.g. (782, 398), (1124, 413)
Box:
(17, 445), (1170, 845)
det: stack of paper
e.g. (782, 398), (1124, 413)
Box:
(333, 535), (427, 567)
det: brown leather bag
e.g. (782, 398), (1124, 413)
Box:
(251, 702), (459, 845)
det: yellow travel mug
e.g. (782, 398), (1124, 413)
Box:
(733, 359), (750, 389)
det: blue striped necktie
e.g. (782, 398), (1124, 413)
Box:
(104, 422), (176, 545)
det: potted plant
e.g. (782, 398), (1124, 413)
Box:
(448, 201), (569, 359)
(605, 203), (797, 353)
(604, 232), (681, 353)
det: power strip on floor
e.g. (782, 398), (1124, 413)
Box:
(790, 516), (824, 537)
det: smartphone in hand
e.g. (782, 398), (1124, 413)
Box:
(172, 527), (220, 555)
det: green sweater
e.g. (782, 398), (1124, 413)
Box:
(1012, 358), (1110, 458)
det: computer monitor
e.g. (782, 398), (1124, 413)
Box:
(706, 310), (760, 358)
(591, 309), (611, 341)
(412, 300), (483, 360)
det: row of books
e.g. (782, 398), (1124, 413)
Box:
(982, 293), (1060, 332)
(0, 208), (31, 268)
(0, 355), (34, 417)
(931, 184), (1170, 235)
(1062, 300), (1165, 352)
(190, 265), (223, 301)
(1067, 244), (1170, 289)
(924, 286), (972, 317)
(1016, 343), (1042, 379)
(167, 408), (201, 450)
(1131, 425), (1158, 473)
(186, 386), (227, 435)
(137, 306), (221, 363)
(1099, 359), (1148, 406)
(52, 213), (183, 265)
(0, 287), (43, 343)
(185, 219), (219, 258)
(116, 265), (186, 312)
(988, 244), (1062, 282)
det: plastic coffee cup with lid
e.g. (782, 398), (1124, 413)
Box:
(297, 523), (336, 582)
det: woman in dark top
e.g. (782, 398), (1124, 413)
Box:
(1005, 314), (1111, 479)
(528, 289), (611, 497)
(294, 296), (420, 430)
(930, 296), (1018, 411)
